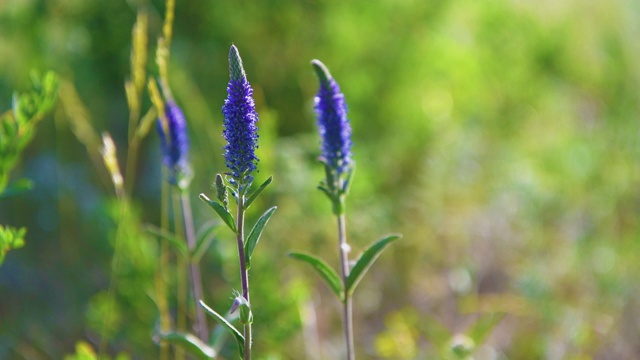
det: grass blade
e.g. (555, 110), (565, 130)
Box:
(144, 224), (188, 258)
(192, 221), (220, 264)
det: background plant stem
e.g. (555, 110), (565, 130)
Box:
(172, 193), (187, 360)
(98, 195), (127, 358)
(337, 212), (354, 360)
(180, 191), (208, 342)
(157, 173), (171, 360)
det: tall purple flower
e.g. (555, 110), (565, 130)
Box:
(222, 45), (259, 186)
(157, 100), (191, 186)
(312, 60), (353, 177)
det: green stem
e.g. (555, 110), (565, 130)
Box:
(98, 195), (128, 359)
(180, 192), (208, 342)
(236, 193), (252, 360)
(337, 210), (354, 360)
(157, 173), (171, 360)
(173, 193), (187, 360)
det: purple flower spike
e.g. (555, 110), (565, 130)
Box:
(157, 101), (191, 186)
(312, 60), (353, 176)
(222, 45), (259, 186)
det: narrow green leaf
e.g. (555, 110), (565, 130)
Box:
(341, 163), (356, 195)
(317, 185), (333, 200)
(420, 314), (453, 349)
(199, 300), (245, 358)
(158, 332), (216, 359)
(200, 194), (236, 233)
(144, 224), (188, 258)
(345, 234), (401, 296)
(244, 206), (277, 269)
(289, 252), (343, 301)
(0, 178), (33, 200)
(209, 320), (230, 354)
(192, 221), (220, 264)
(244, 176), (272, 209)
(467, 312), (505, 345)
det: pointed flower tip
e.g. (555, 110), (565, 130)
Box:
(311, 59), (332, 86)
(229, 44), (246, 81)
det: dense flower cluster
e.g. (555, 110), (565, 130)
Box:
(157, 100), (191, 185)
(222, 45), (260, 185)
(312, 60), (352, 176)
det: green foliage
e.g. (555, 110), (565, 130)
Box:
(3, 0), (640, 358)
(0, 226), (26, 265)
(200, 194), (237, 233)
(244, 206), (277, 269)
(144, 224), (189, 258)
(63, 341), (130, 360)
(0, 178), (32, 200)
(85, 201), (158, 353)
(244, 176), (273, 210)
(288, 252), (344, 301)
(345, 234), (400, 296)
(290, 235), (400, 305)
(157, 332), (217, 359)
(374, 309), (504, 359)
(192, 221), (220, 264)
(0, 71), (59, 192)
(200, 300), (245, 359)
(0, 71), (58, 267)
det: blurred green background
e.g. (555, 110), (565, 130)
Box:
(2, 0), (640, 358)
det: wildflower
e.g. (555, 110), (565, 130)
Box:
(157, 100), (191, 186)
(222, 45), (259, 187)
(312, 60), (353, 177)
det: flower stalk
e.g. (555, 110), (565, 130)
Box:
(180, 191), (208, 342)
(156, 97), (208, 342)
(235, 193), (252, 360)
(337, 213), (354, 360)
(223, 44), (260, 360)
(200, 45), (275, 360)
(312, 59), (356, 360)
(290, 60), (399, 360)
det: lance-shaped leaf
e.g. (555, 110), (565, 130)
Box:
(200, 300), (245, 358)
(192, 221), (220, 264)
(157, 332), (217, 359)
(200, 194), (236, 233)
(144, 224), (188, 258)
(244, 206), (277, 269)
(244, 176), (272, 210)
(289, 252), (343, 301)
(345, 234), (401, 296)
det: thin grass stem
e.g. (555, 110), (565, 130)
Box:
(156, 170), (172, 359)
(98, 195), (128, 359)
(180, 192), (208, 341)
